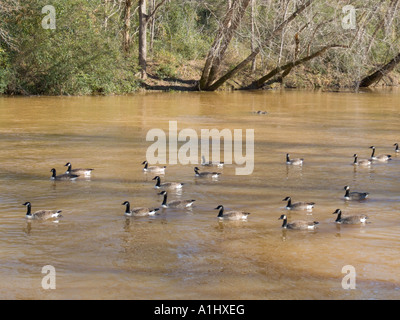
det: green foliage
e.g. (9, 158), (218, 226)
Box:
(0, 0), (399, 94)
(153, 1), (214, 61)
(5, 0), (140, 95)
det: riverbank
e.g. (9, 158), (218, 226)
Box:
(142, 60), (400, 92)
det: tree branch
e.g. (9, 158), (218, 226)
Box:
(246, 44), (348, 89)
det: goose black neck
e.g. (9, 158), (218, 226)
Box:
(217, 206), (224, 217)
(286, 198), (292, 207)
(353, 156), (357, 164)
(344, 189), (350, 197)
(154, 177), (161, 187)
(286, 154), (290, 162)
(26, 204), (31, 215)
(143, 162), (148, 169)
(281, 217), (288, 228)
(371, 148), (375, 158)
(124, 202), (130, 213)
(51, 170), (56, 178)
(66, 164), (72, 172)
(335, 211), (342, 222)
(161, 193), (167, 206)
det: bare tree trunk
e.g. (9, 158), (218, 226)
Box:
(250, 0), (256, 72)
(138, 0), (147, 79)
(199, 0), (251, 90)
(204, 0), (313, 91)
(149, 0), (156, 54)
(138, 0), (167, 79)
(123, 0), (132, 54)
(359, 52), (400, 87)
(245, 44), (347, 89)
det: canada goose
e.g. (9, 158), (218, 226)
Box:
(64, 162), (94, 177)
(194, 167), (221, 178)
(50, 168), (79, 181)
(152, 176), (184, 190)
(282, 197), (315, 211)
(278, 214), (319, 230)
(252, 110), (268, 115)
(332, 209), (369, 224)
(22, 202), (63, 221)
(369, 146), (391, 162)
(121, 201), (159, 217)
(158, 191), (195, 209)
(142, 161), (166, 173)
(394, 143), (399, 153)
(353, 154), (371, 167)
(214, 205), (250, 221)
(343, 185), (369, 201)
(201, 155), (224, 167)
(286, 153), (304, 165)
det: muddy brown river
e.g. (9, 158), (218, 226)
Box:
(0, 89), (399, 299)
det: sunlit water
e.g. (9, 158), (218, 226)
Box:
(0, 89), (400, 299)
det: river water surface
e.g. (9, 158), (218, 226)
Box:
(0, 90), (399, 299)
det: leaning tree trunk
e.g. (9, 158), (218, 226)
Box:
(359, 52), (400, 87)
(204, 0), (313, 91)
(246, 44), (347, 89)
(199, 0), (251, 90)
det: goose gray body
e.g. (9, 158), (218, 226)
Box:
(23, 202), (63, 221)
(215, 205), (250, 221)
(64, 162), (94, 177)
(50, 168), (79, 181)
(201, 155), (224, 167)
(194, 167), (221, 178)
(369, 146), (392, 162)
(253, 110), (268, 115)
(343, 186), (369, 201)
(332, 209), (368, 224)
(158, 191), (195, 209)
(282, 197), (315, 211)
(142, 161), (166, 173)
(122, 201), (159, 217)
(353, 154), (371, 167)
(278, 214), (318, 230)
(152, 176), (184, 190)
(286, 153), (304, 165)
